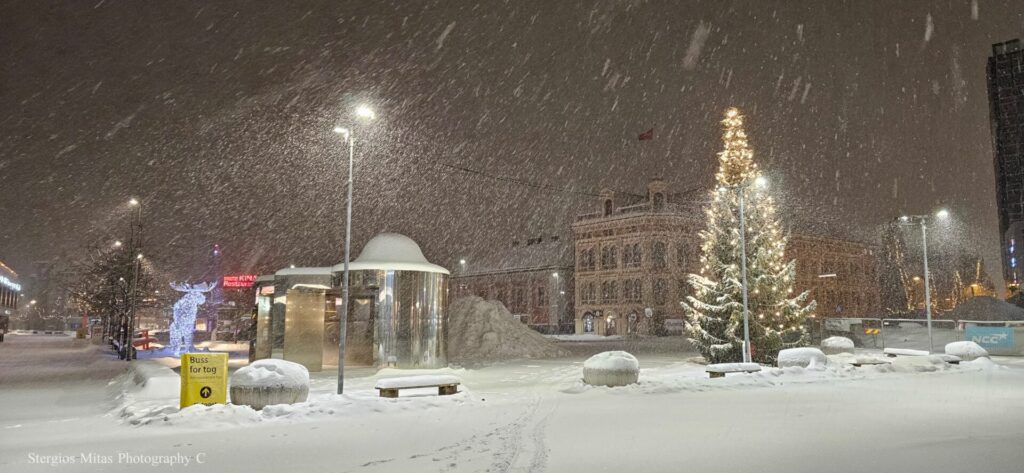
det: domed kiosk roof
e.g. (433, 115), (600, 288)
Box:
(332, 233), (449, 274)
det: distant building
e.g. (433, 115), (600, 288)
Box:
(450, 235), (574, 334)
(0, 260), (22, 317)
(571, 179), (881, 336)
(987, 39), (1024, 285)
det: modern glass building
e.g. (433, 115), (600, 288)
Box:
(988, 39), (1024, 285)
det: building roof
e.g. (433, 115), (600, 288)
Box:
(457, 235), (572, 277)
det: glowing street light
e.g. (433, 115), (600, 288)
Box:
(896, 208), (951, 352)
(334, 104), (376, 395)
(113, 240), (123, 248)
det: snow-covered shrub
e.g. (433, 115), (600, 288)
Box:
(777, 347), (827, 368)
(230, 359), (309, 410)
(944, 341), (989, 361)
(582, 351), (639, 387)
(821, 336), (854, 355)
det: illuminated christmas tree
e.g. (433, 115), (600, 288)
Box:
(683, 108), (816, 364)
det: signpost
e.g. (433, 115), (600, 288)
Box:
(180, 353), (228, 408)
(965, 326), (1014, 350)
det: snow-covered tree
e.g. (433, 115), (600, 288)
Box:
(684, 108), (816, 364)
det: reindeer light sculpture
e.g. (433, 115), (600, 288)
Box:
(168, 281), (217, 356)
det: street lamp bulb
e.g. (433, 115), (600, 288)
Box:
(552, 272), (559, 278)
(128, 198), (139, 206)
(459, 259), (466, 265)
(113, 240), (122, 247)
(936, 209), (950, 219)
(30, 300), (36, 305)
(900, 215), (909, 222)
(136, 253), (144, 260)
(754, 176), (767, 188)
(355, 105), (376, 120)
(289, 264), (296, 269)
(333, 126), (350, 138)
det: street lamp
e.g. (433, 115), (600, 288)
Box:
(718, 175), (767, 364)
(333, 104), (375, 395)
(125, 198), (143, 361)
(897, 208), (949, 352)
(113, 240), (123, 248)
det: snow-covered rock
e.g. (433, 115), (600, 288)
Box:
(944, 341), (989, 361)
(582, 351), (639, 387)
(230, 359), (310, 410)
(821, 336), (855, 355)
(777, 347), (828, 368)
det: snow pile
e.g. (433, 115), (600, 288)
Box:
(883, 347), (929, 357)
(777, 347), (827, 369)
(705, 362), (761, 373)
(945, 341), (989, 361)
(821, 336), (855, 354)
(230, 359), (310, 410)
(948, 296), (1024, 321)
(448, 296), (567, 365)
(583, 351), (639, 387)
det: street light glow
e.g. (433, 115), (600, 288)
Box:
(754, 176), (767, 188)
(936, 208), (950, 219)
(136, 253), (144, 260)
(459, 259), (466, 265)
(900, 215), (909, 222)
(355, 105), (376, 120)
(113, 240), (122, 247)
(128, 198), (139, 206)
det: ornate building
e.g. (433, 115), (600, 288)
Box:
(572, 179), (881, 335)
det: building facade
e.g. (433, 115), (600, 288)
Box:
(571, 179), (881, 335)
(988, 39), (1024, 285)
(450, 235), (574, 333)
(0, 260), (22, 317)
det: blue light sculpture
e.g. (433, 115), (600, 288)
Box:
(168, 281), (217, 356)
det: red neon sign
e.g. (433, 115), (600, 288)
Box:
(222, 274), (258, 289)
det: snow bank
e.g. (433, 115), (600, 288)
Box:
(582, 351), (639, 387)
(126, 361), (180, 400)
(448, 296), (566, 365)
(705, 362), (761, 373)
(821, 336), (854, 354)
(945, 341), (989, 361)
(777, 347), (827, 369)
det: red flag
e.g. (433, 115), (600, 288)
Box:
(638, 128), (654, 141)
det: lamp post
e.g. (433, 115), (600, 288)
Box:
(898, 208), (949, 353)
(126, 198), (142, 361)
(333, 104), (375, 395)
(723, 175), (767, 363)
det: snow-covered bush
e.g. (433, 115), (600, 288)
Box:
(582, 351), (639, 387)
(821, 336), (854, 355)
(944, 341), (989, 361)
(777, 347), (827, 368)
(230, 359), (310, 410)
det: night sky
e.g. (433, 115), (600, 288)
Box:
(2, 1), (1022, 292)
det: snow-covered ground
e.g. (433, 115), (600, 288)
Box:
(3, 334), (1024, 472)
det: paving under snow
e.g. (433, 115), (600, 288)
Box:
(3, 334), (1024, 472)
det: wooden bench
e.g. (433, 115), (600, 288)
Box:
(850, 359), (891, 367)
(374, 375), (461, 398)
(937, 354), (961, 365)
(705, 362), (761, 378)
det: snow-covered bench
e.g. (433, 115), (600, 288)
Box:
(706, 362), (761, 378)
(883, 348), (929, 357)
(374, 375), (461, 398)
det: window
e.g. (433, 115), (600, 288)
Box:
(653, 279), (667, 305)
(601, 245), (618, 269)
(624, 243), (642, 268)
(623, 279), (641, 302)
(677, 244), (689, 268)
(512, 287), (526, 312)
(579, 247), (597, 271)
(582, 282), (597, 304)
(536, 286), (547, 307)
(652, 193), (664, 210)
(604, 199), (613, 216)
(653, 241), (667, 269)
(601, 281), (618, 303)
(677, 279), (688, 303)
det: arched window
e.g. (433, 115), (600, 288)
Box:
(583, 313), (595, 333)
(654, 279), (667, 305)
(653, 241), (667, 269)
(604, 199), (613, 216)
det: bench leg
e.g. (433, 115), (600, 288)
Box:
(708, 372), (724, 379)
(438, 385), (457, 396)
(379, 388), (399, 398)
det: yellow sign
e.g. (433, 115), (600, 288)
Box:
(864, 328), (880, 335)
(180, 353), (228, 409)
